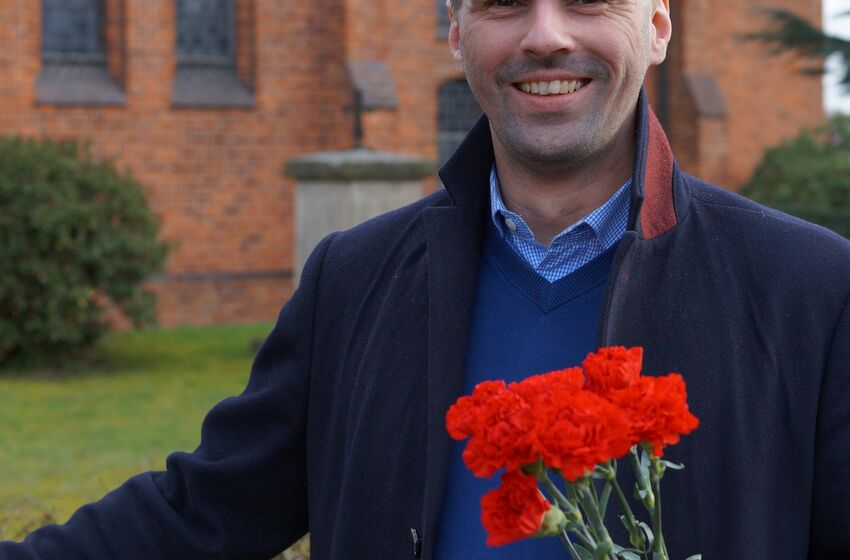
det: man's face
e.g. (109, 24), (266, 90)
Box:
(448, 0), (671, 167)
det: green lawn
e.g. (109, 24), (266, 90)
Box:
(0, 323), (274, 541)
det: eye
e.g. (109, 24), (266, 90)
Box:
(491, 0), (518, 6)
(568, 0), (608, 12)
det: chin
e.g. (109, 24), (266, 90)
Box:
(496, 118), (599, 163)
(508, 135), (600, 168)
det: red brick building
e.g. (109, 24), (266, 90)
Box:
(1, 0), (823, 326)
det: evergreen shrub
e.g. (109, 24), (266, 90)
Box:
(0, 137), (168, 366)
(741, 115), (850, 239)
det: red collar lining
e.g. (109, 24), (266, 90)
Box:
(639, 109), (677, 240)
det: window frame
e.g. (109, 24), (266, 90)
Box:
(171, 0), (255, 109)
(36, 0), (126, 107)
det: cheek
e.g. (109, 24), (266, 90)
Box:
(459, 39), (503, 94)
(598, 18), (652, 72)
(460, 38), (499, 72)
(601, 39), (649, 85)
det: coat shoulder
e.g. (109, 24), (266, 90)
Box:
(682, 173), (850, 278)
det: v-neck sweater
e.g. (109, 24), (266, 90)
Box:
(434, 223), (618, 559)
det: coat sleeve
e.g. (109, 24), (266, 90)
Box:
(0, 235), (336, 560)
(809, 291), (850, 559)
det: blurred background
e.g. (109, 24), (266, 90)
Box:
(0, 1), (847, 558)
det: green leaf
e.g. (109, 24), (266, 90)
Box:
(661, 460), (685, 470)
(684, 556), (703, 560)
(612, 544), (645, 554)
(640, 449), (650, 470)
(599, 483), (613, 518)
(574, 544), (596, 560)
(638, 521), (654, 544)
(616, 552), (642, 560)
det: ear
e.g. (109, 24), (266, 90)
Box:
(649, 0), (672, 66)
(447, 1), (462, 63)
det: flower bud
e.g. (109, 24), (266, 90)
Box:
(535, 505), (568, 537)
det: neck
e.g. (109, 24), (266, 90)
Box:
(492, 120), (635, 246)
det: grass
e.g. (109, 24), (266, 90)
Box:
(0, 323), (274, 542)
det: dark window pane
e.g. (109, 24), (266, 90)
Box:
(177, 0), (235, 64)
(438, 79), (482, 166)
(437, 0), (450, 37)
(42, 0), (103, 56)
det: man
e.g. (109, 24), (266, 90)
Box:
(3, 0), (849, 558)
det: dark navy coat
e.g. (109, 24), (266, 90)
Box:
(3, 92), (850, 559)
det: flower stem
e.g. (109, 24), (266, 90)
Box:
(560, 530), (583, 560)
(649, 457), (670, 560)
(537, 471), (597, 552)
(537, 470), (582, 522)
(602, 461), (646, 550)
(590, 475), (601, 504)
(629, 446), (655, 514)
(576, 481), (617, 560)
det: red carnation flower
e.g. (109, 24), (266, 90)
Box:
(510, 367), (584, 406)
(446, 380), (507, 440)
(583, 346), (643, 396)
(446, 380), (537, 478)
(532, 388), (634, 481)
(610, 373), (700, 457)
(481, 470), (551, 547)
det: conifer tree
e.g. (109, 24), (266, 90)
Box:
(748, 8), (850, 89)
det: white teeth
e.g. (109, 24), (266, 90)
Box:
(517, 79), (588, 96)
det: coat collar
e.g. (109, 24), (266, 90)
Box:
(437, 88), (679, 241)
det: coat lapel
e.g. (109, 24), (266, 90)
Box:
(420, 206), (484, 560)
(418, 118), (493, 559)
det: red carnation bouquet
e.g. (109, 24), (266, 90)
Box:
(445, 347), (702, 560)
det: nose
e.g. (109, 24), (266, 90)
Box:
(519, 0), (578, 58)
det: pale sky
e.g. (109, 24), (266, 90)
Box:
(824, 0), (850, 114)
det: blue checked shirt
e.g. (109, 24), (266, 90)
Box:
(490, 166), (631, 282)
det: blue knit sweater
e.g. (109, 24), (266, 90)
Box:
(434, 224), (618, 558)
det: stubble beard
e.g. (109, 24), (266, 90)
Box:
(490, 105), (618, 172)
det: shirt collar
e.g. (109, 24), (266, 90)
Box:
(488, 165), (632, 248)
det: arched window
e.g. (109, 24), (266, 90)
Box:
(437, 79), (482, 167)
(41, 0), (103, 61)
(177, 0), (235, 66)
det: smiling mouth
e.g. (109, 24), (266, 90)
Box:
(513, 79), (590, 96)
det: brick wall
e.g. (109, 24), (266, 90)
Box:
(2, 0), (352, 327)
(0, 0), (824, 326)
